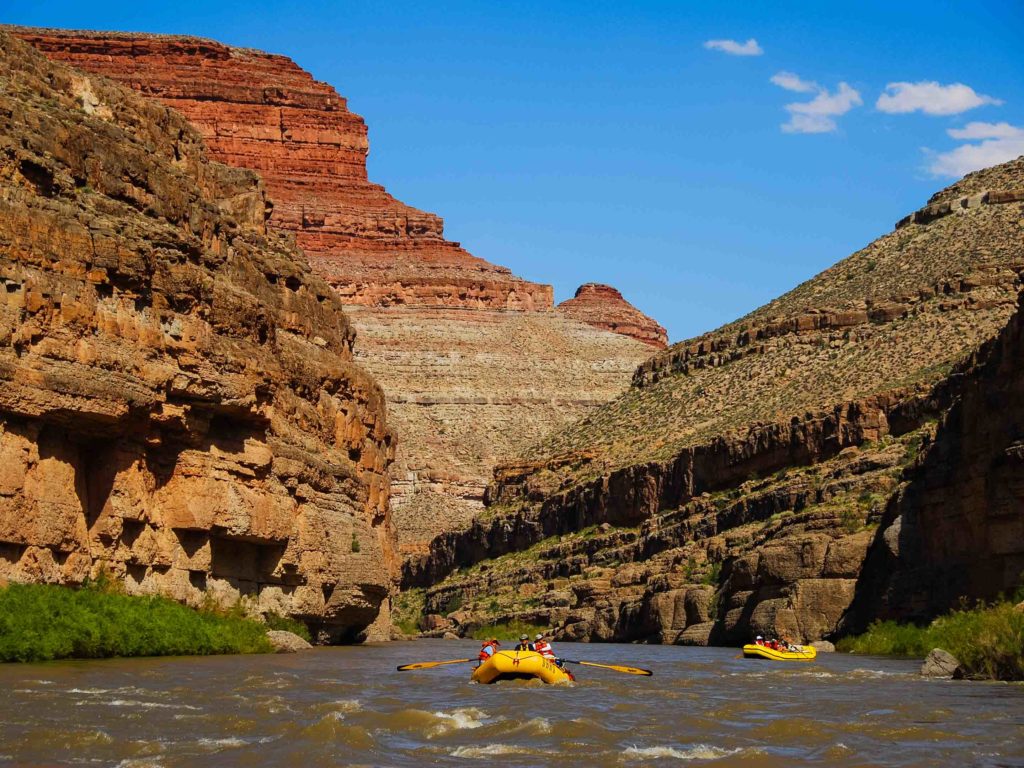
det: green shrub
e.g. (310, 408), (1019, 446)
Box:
(263, 612), (312, 643)
(701, 561), (722, 586)
(469, 620), (548, 641)
(838, 599), (1024, 680)
(0, 583), (272, 663)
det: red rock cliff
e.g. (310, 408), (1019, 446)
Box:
(557, 283), (668, 348)
(13, 27), (553, 310)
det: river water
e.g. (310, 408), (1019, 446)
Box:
(1, 640), (1022, 767)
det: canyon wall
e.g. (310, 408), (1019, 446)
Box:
(14, 26), (662, 558)
(0, 31), (395, 642)
(12, 27), (551, 310)
(401, 159), (1024, 644)
(843, 285), (1024, 630)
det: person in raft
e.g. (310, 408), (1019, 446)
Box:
(515, 634), (534, 651)
(534, 632), (568, 668)
(533, 633), (556, 659)
(478, 638), (500, 665)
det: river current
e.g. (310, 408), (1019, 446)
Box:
(1, 640), (1022, 767)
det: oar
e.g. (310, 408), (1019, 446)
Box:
(561, 659), (653, 676)
(396, 658), (472, 671)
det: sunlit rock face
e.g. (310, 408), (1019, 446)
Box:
(14, 26), (661, 559)
(12, 27), (552, 311)
(558, 283), (668, 348)
(0, 31), (396, 642)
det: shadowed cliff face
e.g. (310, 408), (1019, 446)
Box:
(842, 288), (1024, 631)
(0, 31), (395, 642)
(402, 159), (1024, 645)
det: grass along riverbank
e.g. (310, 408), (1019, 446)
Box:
(0, 581), (277, 662)
(837, 598), (1024, 680)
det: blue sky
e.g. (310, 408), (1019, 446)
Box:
(6, 1), (1023, 341)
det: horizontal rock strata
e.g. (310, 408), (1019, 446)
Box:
(557, 283), (668, 348)
(15, 26), (664, 561)
(401, 158), (1024, 644)
(12, 27), (552, 310)
(347, 306), (655, 556)
(0, 31), (395, 642)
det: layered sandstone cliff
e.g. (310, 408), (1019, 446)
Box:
(348, 306), (652, 555)
(12, 27), (552, 310)
(0, 31), (395, 642)
(14, 26), (661, 559)
(401, 158), (1024, 645)
(557, 283), (668, 348)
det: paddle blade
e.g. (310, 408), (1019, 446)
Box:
(396, 658), (472, 671)
(563, 659), (653, 676)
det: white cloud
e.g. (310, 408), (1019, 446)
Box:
(770, 71), (818, 93)
(772, 76), (863, 134)
(927, 121), (1024, 177)
(947, 121), (1022, 140)
(703, 38), (763, 56)
(876, 81), (1002, 116)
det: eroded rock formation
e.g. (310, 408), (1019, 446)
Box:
(0, 31), (395, 641)
(557, 283), (668, 348)
(401, 158), (1024, 645)
(14, 26), (662, 559)
(12, 27), (552, 311)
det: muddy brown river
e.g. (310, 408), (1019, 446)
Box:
(1, 640), (1022, 766)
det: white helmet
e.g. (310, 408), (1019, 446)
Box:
(535, 633), (544, 640)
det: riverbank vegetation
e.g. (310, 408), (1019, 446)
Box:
(0, 581), (274, 663)
(838, 598), (1024, 680)
(468, 620), (548, 641)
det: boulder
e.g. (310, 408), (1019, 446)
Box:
(266, 630), (313, 654)
(676, 622), (714, 646)
(920, 648), (964, 679)
(421, 613), (452, 631)
(442, 631), (460, 640)
(810, 640), (835, 653)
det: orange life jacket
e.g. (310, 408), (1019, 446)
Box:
(534, 640), (554, 658)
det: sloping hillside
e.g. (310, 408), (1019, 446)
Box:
(401, 159), (1024, 645)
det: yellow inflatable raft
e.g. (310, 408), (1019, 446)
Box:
(471, 650), (575, 684)
(742, 643), (817, 661)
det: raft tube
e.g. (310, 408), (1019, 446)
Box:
(742, 644), (817, 661)
(471, 650), (574, 684)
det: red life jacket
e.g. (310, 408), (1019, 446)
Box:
(478, 642), (497, 661)
(534, 640), (554, 658)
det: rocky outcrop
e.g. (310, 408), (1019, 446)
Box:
(11, 27), (552, 311)
(0, 31), (395, 642)
(14, 26), (663, 560)
(402, 158), (1024, 645)
(557, 284), (668, 348)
